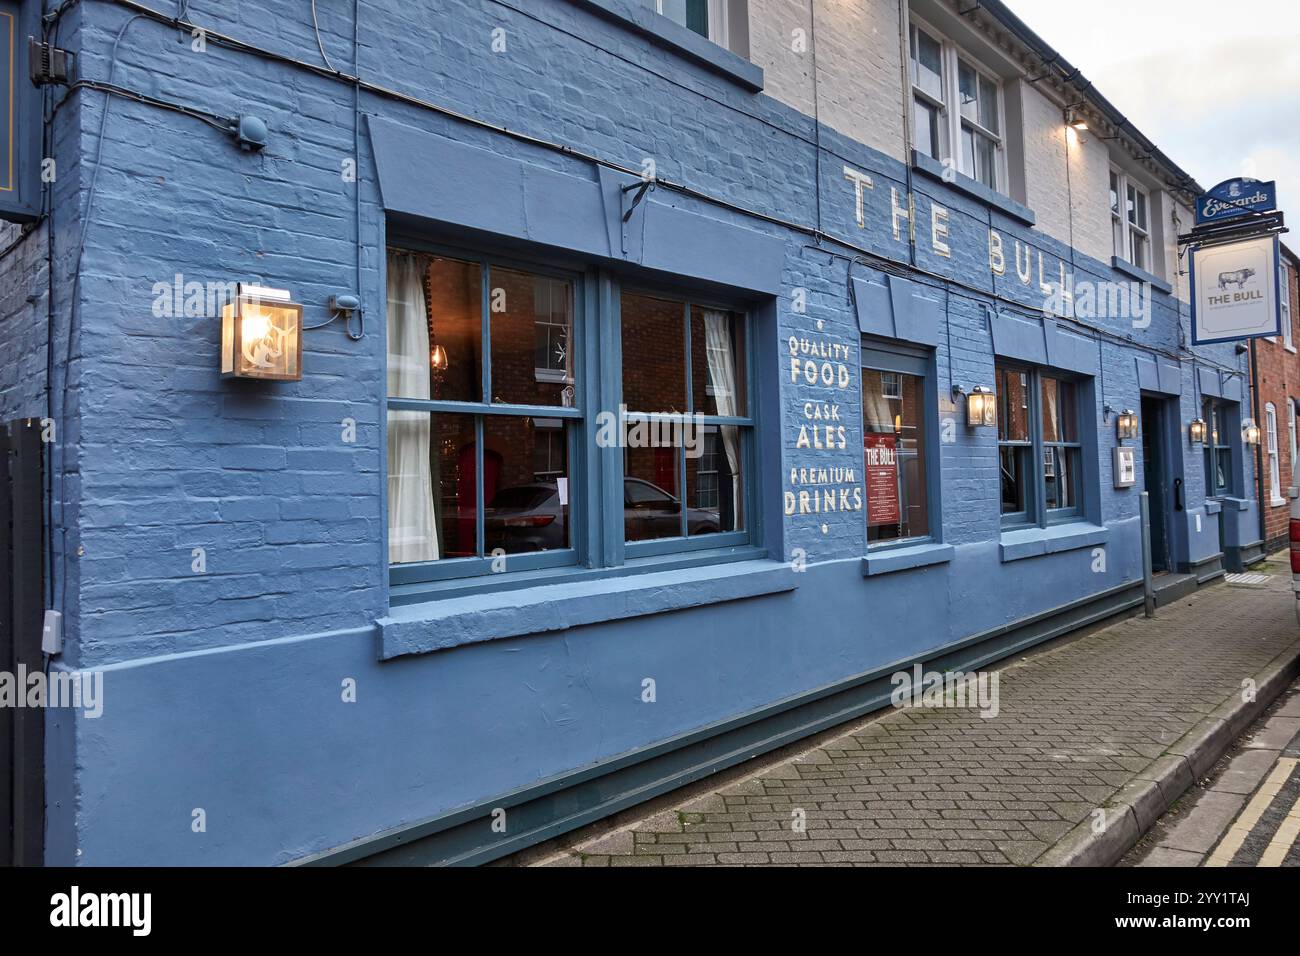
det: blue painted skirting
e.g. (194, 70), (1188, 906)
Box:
(294, 577), (1150, 866)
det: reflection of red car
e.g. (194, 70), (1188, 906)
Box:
(623, 477), (719, 541)
(483, 478), (719, 551)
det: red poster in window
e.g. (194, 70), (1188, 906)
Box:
(864, 433), (900, 527)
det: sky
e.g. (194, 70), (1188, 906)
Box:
(1005, 0), (1300, 209)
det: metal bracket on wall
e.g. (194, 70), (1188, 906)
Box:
(619, 178), (654, 255)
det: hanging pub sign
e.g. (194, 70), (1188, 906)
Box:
(1190, 234), (1282, 345)
(864, 432), (900, 526)
(1194, 178), (1278, 226)
(0, 1), (42, 223)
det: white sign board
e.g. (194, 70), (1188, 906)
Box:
(1190, 234), (1281, 344)
(1113, 447), (1136, 488)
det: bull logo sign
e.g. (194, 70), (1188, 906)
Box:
(1190, 234), (1282, 344)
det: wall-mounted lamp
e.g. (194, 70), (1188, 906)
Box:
(955, 385), (997, 428)
(1188, 418), (1208, 444)
(1242, 419), (1262, 446)
(221, 283), (303, 381)
(1115, 409), (1139, 441)
(1065, 107), (1089, 144)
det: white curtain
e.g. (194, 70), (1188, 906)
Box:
(386, 253), (439, 563)
(703, 310), (741, 527)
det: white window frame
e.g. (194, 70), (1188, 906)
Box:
(1288, 400), (1297, 489)
(1110, 166), (1150, 271)
(643, 0), (727, 46)
(1280, 260), (1293, 350)
(1266, 402), (1284, 506)
(909, 17), (1007, 194)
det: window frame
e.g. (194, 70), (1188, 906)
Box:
(861, 341), (941, 552)
(1266, 402), (1283, 505)
(995, 362), (1086, 529)
(1110, 166), (1151, 271)
(909, 16), (1007, 194)
(386, 243), (587, 586)
(617, 287), (756, 560)
(1203, 398), (1235, 498)
(1279, 259), (1293, 350)
(643, 0), (727, 45)
(384, 235), (761, 591)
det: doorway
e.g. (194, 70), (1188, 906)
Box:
(1140, 395), (1172, 573)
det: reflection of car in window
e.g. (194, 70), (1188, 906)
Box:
(623, 478), (719, 541)
(485, 478), (720, 551)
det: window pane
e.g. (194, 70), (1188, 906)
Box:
(1000, 445), (1029, 515)
(388, 411), (478, 564)
(488, 268), (574, 408)
(686, 425), (744, 535)
(979, 74), (999, 133)
(911, 26), (943, 100)
(1215, 448), (1231, 493)
(864, 369), (929, 544)
(624, 440), (683, 541)
(1044, 446), (1080, 511)
(389, 253), (481, 403)
(975, 133), (997, 189)
(1131, 231), (1147, 271)
(914, 98), (940, 160)
(1040, 377), (1077, 443)
(622, 293), (686, 414)
(997, 367), (1030, 442)
(1109, 172), (1121, 215)
(657, 0), (709, 37)
(961, 127), (976, 180)
(690, 307), (747, 416)
(959, 61), (979, 123)
(483, 418), (571, 555)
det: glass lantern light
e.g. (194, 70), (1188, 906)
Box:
(1188, 418), (1207, 444)
(1116, 409), (1139, 441)
(965, 385), (997, 428)
(1242, 419), (1262, 446)
(221, 283), (303, 381)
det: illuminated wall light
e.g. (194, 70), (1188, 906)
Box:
(1188, 418), (1207, 444)
(1242, 419), (1262, 446)
(1116, 409), (1139, 441)
(959, 385), (996, 428)
(221, 283), (303, 381)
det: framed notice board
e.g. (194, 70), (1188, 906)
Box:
(0, 0), (41, 223)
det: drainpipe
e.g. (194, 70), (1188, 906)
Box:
(896, 0), (917, 267)
(1250, 339), (1267, 551)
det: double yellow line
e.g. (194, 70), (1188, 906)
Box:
(1206, 757), (1300, 867)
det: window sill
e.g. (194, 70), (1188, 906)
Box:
(999, 522), (1109, 563)
(1110, 256), (1174, 295)
(567, 0), (764, 92)
(377, 557), (795, 660)
(1213, 496), (1251, 512)
(910, 150), (1036, 226)
(1204, 499), (1223, 515)
(1271, 498), (1288, 509)
(861, 541), (954, 577)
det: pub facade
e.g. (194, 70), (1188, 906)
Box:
(0, 0), (1265, 864)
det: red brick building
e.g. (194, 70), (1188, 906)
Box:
(1251, 242), (1300, 552)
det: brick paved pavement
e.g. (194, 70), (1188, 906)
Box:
(533, 557), (1300, 866)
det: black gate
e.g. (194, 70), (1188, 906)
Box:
(1, 418), (45, 866)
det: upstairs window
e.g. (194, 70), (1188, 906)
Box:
(1280, 260), (1293, 349)
(641, 0), (726, 43)
(910, 20), (1005, 192)
(1110, 168), (1151, 272)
